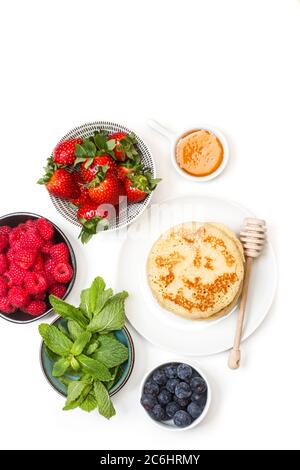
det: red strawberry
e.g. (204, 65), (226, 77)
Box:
(80, 155), (117, 183)
(14, 249), (37, 270)
(125, 172), (161, 203)
(49, 243), (69, 263)
(8, 286), (29, 308)
(49, 283), (67, 299)
(88, 173), (122, 206)
(4, 263), (27, 287)
(36, 218), (54, 241)
(24, 272), (48, 295)
(53, 138), (83, 166)
(24, 300), (46, 316)
(77, 203), (109, 244)
(38, 167), (80, 200)
(0, 277), (8, 297)
(53, 262), (73, 284)
(0, 233), (8, 252)
(109, 132), (138, 161)
(0, 296), (16, 314)
(70, 186), (91, 207)
(0, 226), (12, 236)
(0, 254), (8, 275)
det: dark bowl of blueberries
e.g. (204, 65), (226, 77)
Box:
(140, 361), (210, 430)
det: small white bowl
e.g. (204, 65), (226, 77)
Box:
(140, 360), (211, 431)
(148, 119), (229, 182)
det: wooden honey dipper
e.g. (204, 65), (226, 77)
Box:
(228, 218), (267, 369)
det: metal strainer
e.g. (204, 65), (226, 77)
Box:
(49, 121), (156, 231)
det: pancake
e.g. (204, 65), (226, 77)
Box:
(147, 222), (244, 320)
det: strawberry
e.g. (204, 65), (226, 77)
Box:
(49, 243), (70, 263)
(0, 254), (8, 275)
(80, 155), (117, 183)
(4, 263), (27, 287)
(77, 202), (109, 244)
(49, 283), (66, 299)
(53, 262), (73, 284)
(0, 277), (8, 297)
(109, 132), (138, 162)
(8, 286), (29, 308)
(24, 300), (46, 316)
(53, 138), (83, 166)
(36, 218), (54, 241)
(14, 249), (37, 270)
(24, 272), (48, 295)
(88, 173), (122, 206)
(0, 296), (16, 314)
(125, 171), (161, 203)
(38, 162), (80, 200)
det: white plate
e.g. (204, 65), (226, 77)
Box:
(116, 194), (277, 356)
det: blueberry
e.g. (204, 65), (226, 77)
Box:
(173, 410), (192, 428)
(164, 363), (178, 379)
(150, 404), (166, 421)
(144, 380), (160, 396)
(187, 402), (202, 419)
(175, 381), (192, 399)
(174, 395), (190, 407)
(140, 394), (157, 411)
(153, 369), (167, 386)
(166, 401), (181, 418)
(191, 391), (207, 409)
(190, 376), (207, 394)
(177, 363), (193, 381)
(166, 378), (180, 394)
(158, 388), (172, 406)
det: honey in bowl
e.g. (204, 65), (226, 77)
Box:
(175, 129), (224, 177)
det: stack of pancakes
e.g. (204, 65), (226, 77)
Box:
(147, 222), (244, 321)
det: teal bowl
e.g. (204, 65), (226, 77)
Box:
(40, 316), (135, 397)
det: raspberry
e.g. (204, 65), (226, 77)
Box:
(40, 240), (54, 254)
(0, 233), (8, 252)
(19, 230), (43, 251)
(49, 283), (67, 298)
(49, 243), (70, 263)
(4, 263), (27, 287)
(9, 227), (25, 247)
(6, 248), (15, 264)
(24, 219), (37, 230)
(36, 218), (54, 241)
(0, 253), (8, 275)
(32, 253), (44, 272)
(24, 272), (47, 295)
(0, 226), (12, 236)
(32, 292), (47, 301)
(24, 300), (46, 316)
(44, 259), (56, 286)
(0, 277), (8, 297)
(53, 262), (73, 284)
(14, 249), (37, 269)
(0, 296), (16, 314)
(8, 286), (29, 308)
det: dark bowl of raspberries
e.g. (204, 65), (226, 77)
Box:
(140, 361), (211, 430)
(0, 212), (76, 324)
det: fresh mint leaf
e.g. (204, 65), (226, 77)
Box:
(39, 324), (73, 356)
(94, 381), (116, 419)
(85, 340), (99, 355)
(52, 357), (70, 377)
(80, 288), (91, 319)
(49, 296), (88, 328)
(68, 320), (84, 340)
(71, 331), (92, 356)
(89, 277), (113, 317)
(79, 392), (97, 412)
(57, 322), (72, 340)
(87, 291), (128, 334)
(93, 335), (128, 368)
(59, 375), (73, 387)
(63, 380), (92, 411)
(78, 354), (111, 381)
(70, 356), (81, 371)
(106, 366), (119, 390)
(45, 346), (60, 362)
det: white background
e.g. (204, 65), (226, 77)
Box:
(0, 0), (299, 451)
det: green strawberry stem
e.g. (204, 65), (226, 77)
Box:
(78, 216), (109, 244)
